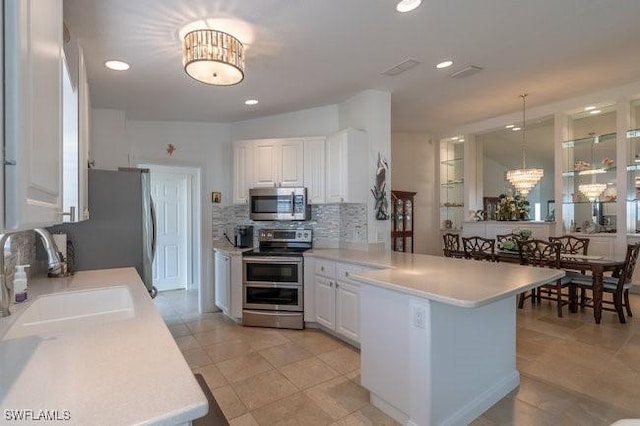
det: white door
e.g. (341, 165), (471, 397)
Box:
(151, 172), (188, 291)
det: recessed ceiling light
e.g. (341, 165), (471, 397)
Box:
(396, 0), (422, 13)
(436, 60), (453, 69)
(104, 60), (130, 71)
(584, 106), (597, 111)
(505, 124), (515, 129)
(451, 136), (459, 141)
(459, 139), (465, 142)
(244, 99), (259, 106)
(512, 127), (521, 131)
(589, 109), (602, 115)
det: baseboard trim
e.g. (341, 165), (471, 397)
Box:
(370, 393), (409, 425)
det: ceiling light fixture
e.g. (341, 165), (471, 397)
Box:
(244, 99), (259, 105)
(105, 60), (130, 71)
(505, 124), (515, 129)
(506, 94), (544, 197)
(396, 0), (422, 13)
(436, 60), (453, 69)
(584, 106), (597, 111)
(589, 109), (602, 115)
(511, 127), (521, 131)
(183, 29), (245, 85)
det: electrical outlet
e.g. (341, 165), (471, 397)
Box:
(412, 306), (426, 329)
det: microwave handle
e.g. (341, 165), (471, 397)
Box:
(291, 191), (295, 216)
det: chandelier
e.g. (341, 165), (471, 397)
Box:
(183, 29), (245, 85)
(578, 183), (606, 202)
(506, 94), (544, 197)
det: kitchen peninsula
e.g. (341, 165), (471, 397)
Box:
(305, 249), (564, 426)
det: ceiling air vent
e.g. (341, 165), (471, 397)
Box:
(449, 65), (483, 79)
(381, 58), (422, 76)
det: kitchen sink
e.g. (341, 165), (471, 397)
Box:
(3, 286), (134, 339)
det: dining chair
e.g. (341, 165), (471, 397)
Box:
(569, 243), (640, 323)
(462, 236), (496, 261)
(443, 233), (464, 258)
(517, 239), (574, 317)
(496, 233), (527, 251)
(549, 235), (590, 302)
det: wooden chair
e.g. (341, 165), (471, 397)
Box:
(517, 239), (574, 317)
(442, 233), (464, 258)
(496, 233), (527, 251)
(462, 236), (496, 262)
(549, 235), (590, 302)
(569, 243), (640, 323)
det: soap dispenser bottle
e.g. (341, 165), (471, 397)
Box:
(14, 264), (29, 303)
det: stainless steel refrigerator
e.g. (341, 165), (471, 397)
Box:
(51, 168), (157, 297)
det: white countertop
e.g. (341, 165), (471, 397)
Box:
(306, 249), (565, 308)
(0, 268), (208, 425)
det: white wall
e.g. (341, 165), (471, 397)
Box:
(391, 133), (440, 255)
(339, 90), (392, 247)
(90, 109), (232, 312)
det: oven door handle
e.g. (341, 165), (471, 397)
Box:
(244, 282), (302, 289)
(244, 310), (302, 317)
(243, 257), (302, 263)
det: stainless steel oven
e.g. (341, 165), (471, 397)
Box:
(242, 228), (312, 330)
(249, 187), (309, 221)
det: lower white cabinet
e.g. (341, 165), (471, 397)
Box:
(314, 259), (373, 343)
(214, 250), (243, 320)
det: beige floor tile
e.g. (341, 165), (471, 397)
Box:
(612, 333), (640, 373)
(304, 376), (369, 420)
(259, 341), (314, 368)
(317, 346), (360, 375)
(174, 335), (201, 352)
(242, 329), (292, 351)
(212, 385), (247, 420)
(192, 363), (228, 390)
(181, 347), (213, 369)
(251, 392), (334, 426)
(186, 317), (226, 334)
(217, 352), (274, 383)
(279, 357), (341, 390)
(515, 328), (564, 363)
(232, 370), (298, 411)
(206, 339), (255, 363)
(330, 404), (399, 426)
(193, 326), (247, 346)
(481, 396), (557, 425)
(345, 369), (361, 385)
(167, 323), (191, 338)
(572, 322), (633, 351)
(296, 331), (346, 355)
(586, 357), (640, 415)
(229, 413), (260, 426)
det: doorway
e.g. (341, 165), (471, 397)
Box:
(140, 164), (201, 293)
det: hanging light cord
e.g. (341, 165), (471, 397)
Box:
(520, 93), (527, 169)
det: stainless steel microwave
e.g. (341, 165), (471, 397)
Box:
(249, 187), (310, 221)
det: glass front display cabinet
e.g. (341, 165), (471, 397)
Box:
(562, 108), (617, 234)
(440, 139), (464, 230)
(626, 99), (640, 233)
(391, 190), (416, 253)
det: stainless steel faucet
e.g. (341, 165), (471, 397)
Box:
(0, 228), (65, 317)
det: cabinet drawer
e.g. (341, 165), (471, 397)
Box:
(315, 260), (336, 278)
(336, 263), (371, 283)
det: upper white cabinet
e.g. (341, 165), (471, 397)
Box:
(77, 45), (90, 221)
(303, 137), (326, 204)
(4, 0), (64, 230)
(233, 140), (254, 204)
(326, 128), (367, 203)
(253, 139), (304, 188)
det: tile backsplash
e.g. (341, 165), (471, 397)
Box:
(212, 203), (368, 248)
(2, 231), (36, 287)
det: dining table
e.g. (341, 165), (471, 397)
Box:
(493, 250), (625, 324)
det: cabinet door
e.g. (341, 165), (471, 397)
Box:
(214, 253), (230, 314)
(233, 141), (254, 204)
(315, 275), (335, 330)
(253, 140), (279, 188)
(77, 45), (90, 221)
(326, 132), (346, 203)
(336, 280), (361, 342)
(4, 0), (63, 229)
(279, 139), (304, 187)
(304, 137), (326, 204)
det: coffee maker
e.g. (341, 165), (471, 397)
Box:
(234, 225), (254, 248)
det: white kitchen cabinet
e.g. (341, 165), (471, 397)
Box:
(253, 139), (304, 188)
(214, 250), (243, 319)
(4, 0), (64, 230)
(314, 258), (373, 344)
(214, 252), (230, 314)
(326, 128), (368, 203)
(77, 45), (90, 221)
(233, 140), (254, 204)
(303, 137), (326, 204)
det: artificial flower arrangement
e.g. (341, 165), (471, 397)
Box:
(497, 190), (530, 221)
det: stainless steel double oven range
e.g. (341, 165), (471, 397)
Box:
(242, 228), (312, 330)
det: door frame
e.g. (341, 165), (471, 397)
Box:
(139, 163), (201, 291)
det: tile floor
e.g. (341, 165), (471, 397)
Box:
(154, 290), (640, 425)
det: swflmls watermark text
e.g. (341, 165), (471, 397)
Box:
(4, 409), (71, 421)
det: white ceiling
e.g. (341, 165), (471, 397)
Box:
(64, 0), (640, 133)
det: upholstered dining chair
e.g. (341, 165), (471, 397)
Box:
(517, 239), (574, 317)
(442, 233), (464, 258)
(549, 234), (591, 304)
(496, 233), (527, 251)
(569, 243), (640, 324)
(462, 236), (496, 262)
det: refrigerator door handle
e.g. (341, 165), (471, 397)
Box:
(150, 196), (157, 260)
